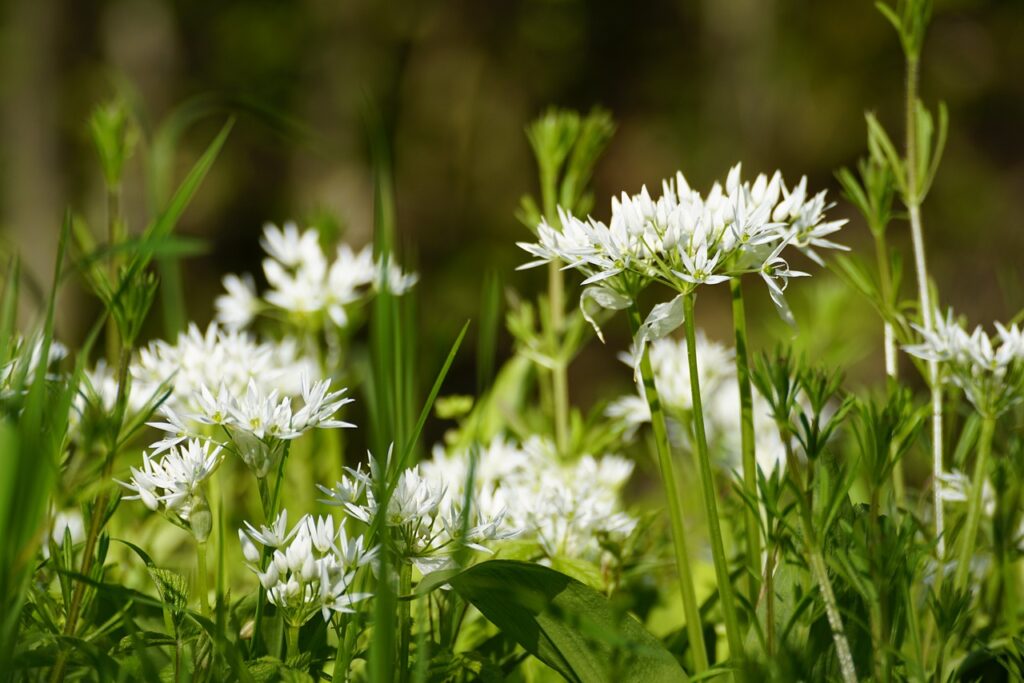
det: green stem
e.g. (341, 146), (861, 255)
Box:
(286, 623), (300, 660)
(1003, 552), (1018, 638)
(683, 293), (745, 664)
(902, 581), (925, 682)
(106, 184), (124, 364)
(398, 562), (412, 682)
(764, 542), (777, 657)
(872, 230), (906, 508)
(953, 414), (996, 591)
(251, 444), (290, 658)
(905, 54), (945, 560)
(868, 489), (888, 681)
(784, 444), (858, 683)
(196, 540), (210, 617)
(730, 279), (762, 607)
(549, 261), (571, 455)
(334, 617), (352, 683)
(627, 304), (708, 674)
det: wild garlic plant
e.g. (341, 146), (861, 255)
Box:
(6, 1), (1024, 681)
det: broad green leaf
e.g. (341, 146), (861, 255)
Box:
(449, 560), (686, 683)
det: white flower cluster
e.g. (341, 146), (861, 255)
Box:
(150, 374), (354, 478)
(118, 439), (222, 540)
(518, 164), (846, 334)
(215, 222), (418, 331)
(422, 437), (638, 564)
(73, 324), (319, 441)
(904, 309), (1024, 416)
(607, 334), (787, 474)
(319, 449), (516, 574)
(132, 322), (319, 414)
(239, 511), (374, 626)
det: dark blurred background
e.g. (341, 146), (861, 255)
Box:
(2, 0), (1023, 406)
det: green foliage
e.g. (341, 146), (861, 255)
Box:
(448, 560), (686, 683)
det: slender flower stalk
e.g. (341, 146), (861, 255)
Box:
(683, 294), (744, 663)
(627, 304), (708, 674)
(729, 279), (761, 606)
(549, 261), (570, 455)
(953, 414), (996, 590)
(903, 54), (946, 559)
(539, 172), (571, 456)
(398, 563), (413, 683)
(196, 540), (210, 616)
(287, 625), (300, 660)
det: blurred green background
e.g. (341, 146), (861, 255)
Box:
(2, 0), (1023, 408)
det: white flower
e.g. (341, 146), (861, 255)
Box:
(118, 440), (222, 536)
(150, 374), (355, 478)
(215, 223), (417, 332)
(422, 437), (638, 566)
(673, 241), (729, 285)
(240, 510), (374, 626)
(261, 221), (323, 269)
(215, 274), (261, 330)
(324, 447), (515, 574)
(133, 323), (318, 416)
(517, 164), (845, 333)
(904, 309), (1024, 415)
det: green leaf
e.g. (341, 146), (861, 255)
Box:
(130, 118), (233, 274)
(449, 560), (686, 683)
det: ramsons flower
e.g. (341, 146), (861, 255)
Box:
(319, 448), (516, 574)
(422, 437), (638, 568)
(132, 322), (318, 415)
(149, 375), (354, 478)
(517, 164), (847, 347)
(904, 309), (1024, 417)
(239, 511), (374, 626)
(118, 439), (222, 540)
(215, 222), (417, 332)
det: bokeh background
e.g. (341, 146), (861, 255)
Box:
(2, 0), (1023, 414)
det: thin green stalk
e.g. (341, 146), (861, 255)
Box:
(334, 614), (357, 683)
(1003, 553), (1018, 637)
(196, 540), (210, 617)
(764, 543), (778, 657)
(902, 580), (925, 682)
(871, 230), (906, 507)
(953, 414), (996, 590)
(541, 167), (570, 455)
(784, 444), (858, 683)
(807, 547), (858, 683)
(286, 623), (300, 660)
(683, 293), (745, 665)
(626, 304), (708, 674)
(870, 228), (899, 381)
(252, 443), (292, 657)
(549, 261), (570, 455)
(106, 185), (124, 364)
(868, 488), (889, 681)
(904, 55), (945, 559)
(730, 279), (762, 607)
(399, 562), (412, 682)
